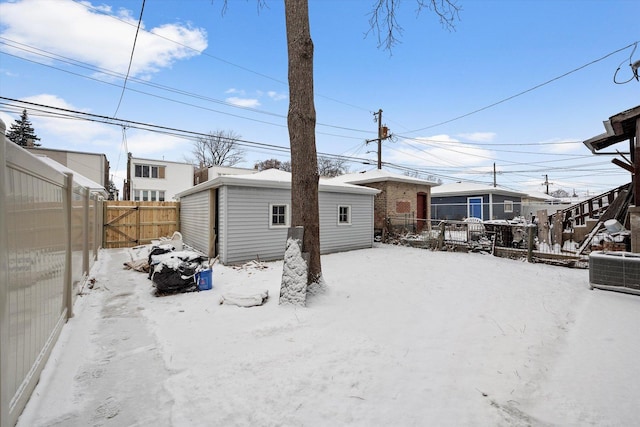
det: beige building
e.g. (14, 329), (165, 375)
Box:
(26, 146), (109, 188)
(329, 169), (438, 235)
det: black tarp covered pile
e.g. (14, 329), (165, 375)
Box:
(149, 246), (208, 295)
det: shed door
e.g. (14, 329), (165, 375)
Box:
(468, 197), (483, 220)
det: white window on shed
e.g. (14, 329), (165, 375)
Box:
(504, 200), (514, 213)
(338, 205), (351, 225)
(269, 203), (289, 228)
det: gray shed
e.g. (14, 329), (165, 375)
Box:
(176, 169), (379, 264)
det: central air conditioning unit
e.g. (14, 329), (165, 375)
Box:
(589, 251), (640, 295)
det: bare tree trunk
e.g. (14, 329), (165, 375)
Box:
(284, 0), (322, 285)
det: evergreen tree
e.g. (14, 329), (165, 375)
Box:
(107, 180), (118, 200)
(6, 109), (41, 147)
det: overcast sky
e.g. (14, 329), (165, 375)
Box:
(1, 0), (638, 196)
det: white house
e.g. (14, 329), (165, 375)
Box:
(176, 169), (380, 264)
(124, 154), (194, 201)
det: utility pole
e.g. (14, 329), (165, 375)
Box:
(367, 109), (390, 170)
(493, 163), (497, 187)
(543, 174), (550, 194)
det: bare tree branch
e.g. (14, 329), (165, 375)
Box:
(367, 0), (461, 51)
(188, 130), (245, 167)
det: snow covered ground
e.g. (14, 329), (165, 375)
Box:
(16, 244), (640, 426)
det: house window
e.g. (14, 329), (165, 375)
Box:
(504, 200), (514, 213)
(269, 204), (289, 228)
(134, 190), (165, 202)
(134, 164), (165, 179)
(338, 205), (351, 225)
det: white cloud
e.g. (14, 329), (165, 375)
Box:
(267, 91), (287, 101)
(456, 132), (496, 142)
(539, 138), (585, 154)
(0, 0), (207, 79)
(125, 130), (186, 156)
(387, 134), (495, 168)
(225, 88), (244, 95)
(21, 94), (117, 143)
(225, 97), (260, 108)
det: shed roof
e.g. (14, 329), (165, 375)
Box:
(431, 181), (526, 197)
(177, 168), (380, 198)
(328, 168), (439, 186)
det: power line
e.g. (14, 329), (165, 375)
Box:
(403, 41), (640, 134)
(113, 0), (146, 118)
(71, 0), (372, 114)
(3, 97), (626, 189)
(0, 97), (376, 166)
(0, 42), (372, 138)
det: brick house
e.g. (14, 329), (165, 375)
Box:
(329, 169), (439, 236)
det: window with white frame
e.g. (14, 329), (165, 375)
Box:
(269, 203), (289, 228)
(134, 189), (165, 202)
(134, 164), (165, 179)
(504, 200), (514, 213)
(338, 205), (351, 225)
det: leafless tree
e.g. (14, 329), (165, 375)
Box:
(255, 156), (345, 177)
(254, 158), (292, 172)
(189, 130), (245, 167)
(317, 156), (349, 177)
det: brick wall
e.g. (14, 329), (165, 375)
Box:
(357, 181), (432, 231)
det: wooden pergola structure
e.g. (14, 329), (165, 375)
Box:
(583, 105), (640, 202)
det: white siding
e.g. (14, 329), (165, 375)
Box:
(222, 186), (290, 264)
(180, 190), (211, 256)
(319, 191), (374, 254)
(217, 186), (375, 264)
(218, 186), (228, 263)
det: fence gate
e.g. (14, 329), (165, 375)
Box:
(103, 201), (179, 248)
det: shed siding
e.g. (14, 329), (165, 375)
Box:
(223, 186), (290, 264)
(218, 186), (228, 263)
(319, 192), (374, 254)
(210, 186), (375, 264)
(180, 190), (210, 256)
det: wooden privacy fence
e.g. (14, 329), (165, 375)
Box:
(104, 201), (180, 248)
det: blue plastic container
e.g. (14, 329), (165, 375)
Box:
(195, 269), (212, 291)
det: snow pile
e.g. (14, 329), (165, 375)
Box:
(279, 236), (308, 306)
(220, 290), (269, 307)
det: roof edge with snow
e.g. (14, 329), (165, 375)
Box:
(177, 169), (380, 198)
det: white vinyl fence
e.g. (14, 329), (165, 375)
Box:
(0, 120), (104, 427)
